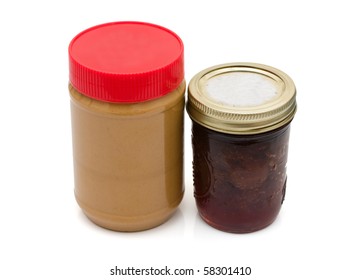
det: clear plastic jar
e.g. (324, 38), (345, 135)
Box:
(187, 63), (297, 233)
(68, 22), (185, 231)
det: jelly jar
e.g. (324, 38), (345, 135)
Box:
(187, 63), (297, 233)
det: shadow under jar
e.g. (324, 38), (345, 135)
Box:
(187, 63), (297, 233)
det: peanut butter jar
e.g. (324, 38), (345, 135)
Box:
(68, 22), (185, 231)
(187, 63), (297, 233)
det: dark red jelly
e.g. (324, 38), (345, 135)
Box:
(187, 63), (297, 233)
(192, 122), (290, 233)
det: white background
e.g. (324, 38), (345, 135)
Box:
(1, 0), (359, 279)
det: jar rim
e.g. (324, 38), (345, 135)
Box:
(186, 62), (297, 134)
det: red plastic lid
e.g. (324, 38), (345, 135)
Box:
(69, 22), (184, 103)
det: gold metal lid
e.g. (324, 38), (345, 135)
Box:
(187, 62), (297, 134)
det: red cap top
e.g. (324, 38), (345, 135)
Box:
(69, 22), (184, 103)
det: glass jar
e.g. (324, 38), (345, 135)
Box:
(187, 63), (297, 233)
(68, 22), (185, 231)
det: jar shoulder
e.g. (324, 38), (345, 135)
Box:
(69, 81), (185, 116)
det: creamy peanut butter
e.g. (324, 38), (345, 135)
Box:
(70, 82), (185, 231)
(68, 21), (185, 231)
